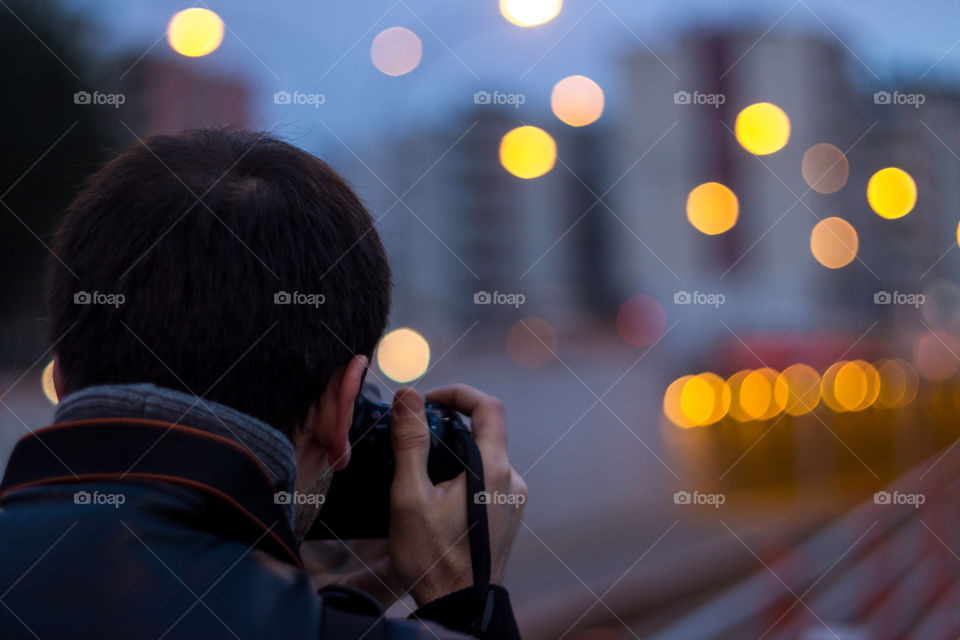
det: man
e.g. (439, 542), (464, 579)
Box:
(0, 129), (527, 638)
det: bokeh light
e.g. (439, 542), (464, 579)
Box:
(877, 358), (920, 409)
(920, 279), (960, 328)
(810, 217), (858, 269)
(913, 331), (960, 382)
(875, 360), (906, 409)
(371, 27), (422, 76)
(499, 125), (557, 179)
(899, 360), (921, 407)
(664, 375), (694, 428)
(740, 368), (783, 420)
(167, 8), (224, 58)
(867, 167), (917, 219)
(377, 327), (430, 382)
(499, 0), (563, 27)
(616, 295), (666, 347)
(679, 373), (730, 427)
(819, 362), (846, 413)
(832, 361), (867, 411)
(876, 359), (919, 409)
(801, 143), (849, 194)
(851, 360), (880, 411)
(699, 372), (731, 425)
(686, 182), (739, 235)
(724, 370), (754, 422)
(41, 360), (58, 405)
(734, 102), (790, 155)
(551, 75), (604, 127)
(506, 317), (558, 369)
(775, 364), (820, 416)
(680, 375), (715, 426)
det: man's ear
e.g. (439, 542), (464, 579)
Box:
(308, 355), (368, 472)
(52, 359), (65, 401)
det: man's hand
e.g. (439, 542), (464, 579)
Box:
(388, 385), (527, 607)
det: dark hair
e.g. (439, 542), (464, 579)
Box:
(46, 128), (391, 438)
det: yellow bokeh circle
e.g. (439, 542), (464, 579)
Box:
(740, 368), (783, 420)
(680, 375), (715, 426)
(664, 375), (694, 427)
(167, 8), (224, 58)
(679, 373), (730, 427)
(867, 167), (916, 219)
(832, 361), (867, 411)
(724, 370), (754, 422)
(499, 126), (557, 179)
(500, 0), (563, 26)
(735, 102), (790, 155)
(686, 182), (739, 235)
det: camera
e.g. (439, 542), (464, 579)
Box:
(307, 384), (471, 539)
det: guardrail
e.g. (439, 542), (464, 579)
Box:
(650, 440), (960, 639)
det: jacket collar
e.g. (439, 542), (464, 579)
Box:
(53, 383), (298, 507)
(0, 417), (302, 567)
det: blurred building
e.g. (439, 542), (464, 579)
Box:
(610, 30), (873, 362)
(118, 56), (253, 136)
(364, 109), (612, 344)
(859, 87), (960, 294)
(353, 28), (960, 365)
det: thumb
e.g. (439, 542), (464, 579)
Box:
(390, 388), (432, 497)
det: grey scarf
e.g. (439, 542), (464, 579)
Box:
(54, 383), (297, 525)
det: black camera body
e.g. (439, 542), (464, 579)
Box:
(307, 385), (471, 539)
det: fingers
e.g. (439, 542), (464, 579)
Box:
(389, 388), (432, 502)
(426, 384), (507, 451)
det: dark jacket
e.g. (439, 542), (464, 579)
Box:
(0, 418), (522, 639)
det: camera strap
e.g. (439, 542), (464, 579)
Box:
(461, 432), (491, 588)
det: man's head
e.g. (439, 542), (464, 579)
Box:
(47, 128), (391, 537)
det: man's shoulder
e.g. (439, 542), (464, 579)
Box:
(0, 481), (470, 640)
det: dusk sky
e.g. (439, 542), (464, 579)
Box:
(63, 0), (960, 149)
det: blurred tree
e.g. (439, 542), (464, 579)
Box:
(0, 0), (108, 361)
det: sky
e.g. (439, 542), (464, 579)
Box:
(59, 0), (960, 151)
